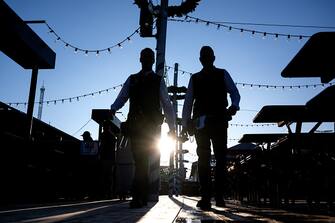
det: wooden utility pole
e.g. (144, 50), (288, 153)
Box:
(148, 0), (169, 202)
(155, 0), (168, 77)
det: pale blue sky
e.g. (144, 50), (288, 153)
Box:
(1, 0), (335, 168)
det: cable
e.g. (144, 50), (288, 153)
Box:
(44, 22), (140, 55)
(230, 123), (277, 127)
(7, 83), (123, 107)
(165, 65), (334, 90)
(191, 18), (335, 30)
(72, 119), (92, 136)
(239, 109), (259, 112)
(169, 15), (316, 40)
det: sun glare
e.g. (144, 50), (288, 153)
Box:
(158, 124), (176, 164)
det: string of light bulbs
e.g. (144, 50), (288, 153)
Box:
(169, 15), (315, 41)
(230, 123), (277, 127)
(165, 66), (334, 90)
(228, 138), (240, 141)
(7, 84), (123, 107)
(45, 22), (140, 56)
(7, 72), (333, 107)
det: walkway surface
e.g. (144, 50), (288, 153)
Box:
(0, 196), (334, 222)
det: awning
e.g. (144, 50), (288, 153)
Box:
(0, 1), (55, 69)
(281, 32), (335, 83)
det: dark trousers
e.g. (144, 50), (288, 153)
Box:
(195, 119), (228, 201)
(130, 125), (160, 203)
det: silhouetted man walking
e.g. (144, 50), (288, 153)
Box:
(182, 46), (240, 210)
(110, 48), (175, 208)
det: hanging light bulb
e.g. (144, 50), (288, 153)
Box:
(55, 37), (61, 43)
(85, 50), (88, 56)
(251, 30), (255, 38)
(262, 32), (267, 39)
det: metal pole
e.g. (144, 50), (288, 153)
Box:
(173, 63), (178, 119)
(168, 63), (178, 196)
(179, 124), (185, 179)
(27, 67), (39, 140)
(37, 83), (45, 120)
(172, 63), (178, 169)
(173, 63), (179, 171)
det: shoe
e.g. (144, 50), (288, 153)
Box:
(196, 199), (211, 211)
(129, 199), (143, 208)
(216, 199), (226, 207)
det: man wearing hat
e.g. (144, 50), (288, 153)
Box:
(81, 131), (93, 142)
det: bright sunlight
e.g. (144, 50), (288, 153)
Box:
(157, 123), (175, 166)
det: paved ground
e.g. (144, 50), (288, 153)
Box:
(0, 196), (334, 222)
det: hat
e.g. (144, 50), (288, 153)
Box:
(81, 131), (91, 137)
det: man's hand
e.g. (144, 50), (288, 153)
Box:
(180, 128), (189, 143)
(227, 105), (238, 116)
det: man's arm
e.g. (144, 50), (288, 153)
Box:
(182, 78), (194, 127)
(224, 70), (240, 111)
(160, 78), (176, 132)
(110, 76), (131, 112)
